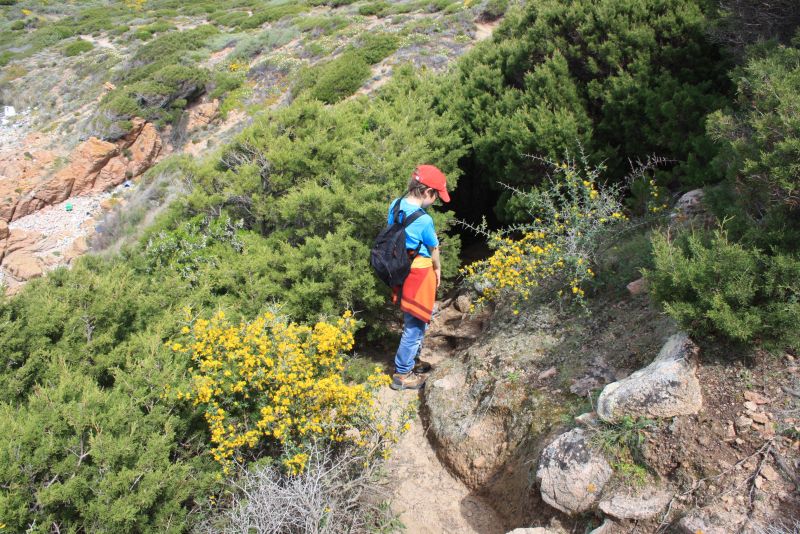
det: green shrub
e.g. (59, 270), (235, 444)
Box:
(130, 25), (219, 70)
(0, 256), (222, 532)
(10, 19), (26, 31)
(209, 70), (245, 100)
(210, 5), (308, 30)
(428, 0), (456, 12)
(132, 28), (154, 41)
(449, 0), (731, 219)
(358, 1), (390, 16)
(479, 0), (508, 20)
(355, 32), (399, 64)
(184, 71), (464, 319)
(293, 15), (350, 34)
(645, 229), (800, 348)
(294, 52), (371, 104)
(64, 38), (94, 56)
(707, 39), (800, 217)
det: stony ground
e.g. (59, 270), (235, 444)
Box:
(379, 287), (800, 533)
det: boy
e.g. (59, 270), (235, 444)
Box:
(389, 164), (450, 391)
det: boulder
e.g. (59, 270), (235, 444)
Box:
(626, 277), (646, 296)
(93, 156), (128, 192)
(0, 220), (7, 240)
(0, 136), (58, 221)
(535, 428), (612, 514)
(670, 189), (715, 228)
(424, 359), (513, 489)
(598, 486), (672, 520)
(597, 333), (702, 422)
(8, 120), (161, 223)
(428, 302), (489, 340)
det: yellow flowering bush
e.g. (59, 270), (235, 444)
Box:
(228, 60), (245, 72)
(170, 309), (389, 474)
(463, 158), (627, 307)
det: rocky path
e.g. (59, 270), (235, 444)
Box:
(378, 348), (505, 534)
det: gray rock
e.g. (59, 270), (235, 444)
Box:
(735, 415), (753, 432)
(598, 487), (672, 520)
(535, 428), (612, 514)
(454, 293), (472, 313)
(670, 189), (714, 229)
(589, 519), (618, 534)
(597, 333), (702, 422)
(626, 277), (647, 295)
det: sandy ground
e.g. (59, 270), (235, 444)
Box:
(379, 349), (505, 534)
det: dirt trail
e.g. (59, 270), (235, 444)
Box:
(378, 350), (505, 534)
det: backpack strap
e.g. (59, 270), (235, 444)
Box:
(401, 208), (425, 260)
(391, 196), (425, 227)
(392, 197), (427, 260)
(401, 209), (425, 228)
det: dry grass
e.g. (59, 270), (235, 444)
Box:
(194, 442), (399, 534)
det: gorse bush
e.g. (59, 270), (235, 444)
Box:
(463, 157), (627, 308)
(171, 310), (388, 474)
(646, 229), (800, 348)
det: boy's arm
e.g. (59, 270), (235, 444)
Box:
(431, 246), (441, 288)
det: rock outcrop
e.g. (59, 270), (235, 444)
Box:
(535, 428), (612, 514)
(596, 333), (702, 422)
(186, 99), (220, 133)
(0, 119), (161, 291)
(0, 119), (161, 222)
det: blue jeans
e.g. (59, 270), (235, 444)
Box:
(394, 312), (427, 374)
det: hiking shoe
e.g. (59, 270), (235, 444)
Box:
(413, 359), (433, 373)
(390, 371), (427, 391)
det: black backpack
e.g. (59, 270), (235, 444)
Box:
(370, 198), (424, 287)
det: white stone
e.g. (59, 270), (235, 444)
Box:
(599, 487), (672, 520)
(597, 333), (702, 422)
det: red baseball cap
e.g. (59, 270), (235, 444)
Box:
(412, 164), (450, 203)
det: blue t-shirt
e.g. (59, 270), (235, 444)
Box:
(387, 198), (439, 258)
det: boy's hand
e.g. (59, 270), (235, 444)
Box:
(434, 266), (441, 288)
